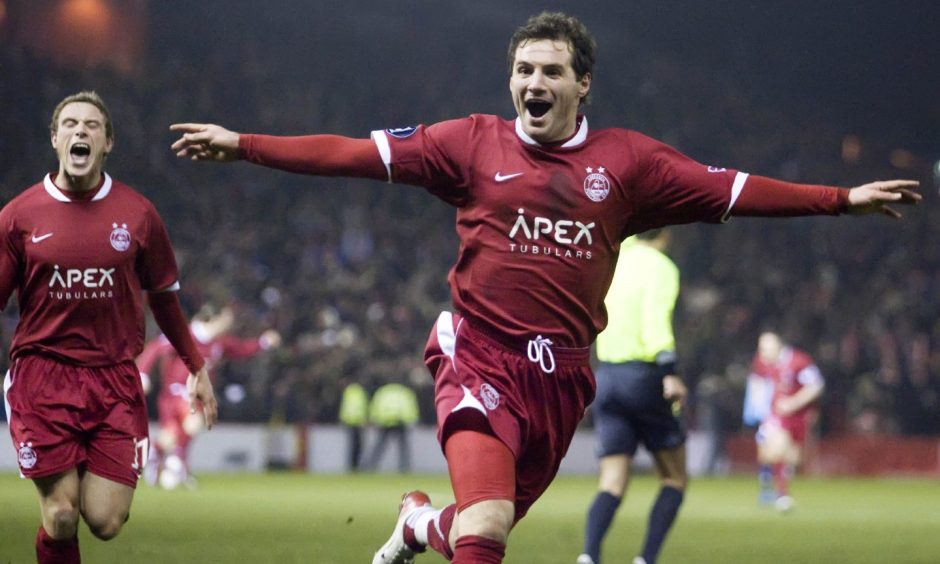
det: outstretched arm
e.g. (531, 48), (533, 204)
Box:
(732, 175), (920, 219)
(169, 123), (386, 179)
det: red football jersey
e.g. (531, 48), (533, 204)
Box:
(751, 347), (824, 419)
(0, 173), (180, 366)
(371, 115), (743, 346)
(137, 325), (264, 396)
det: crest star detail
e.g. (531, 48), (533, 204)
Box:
(598, 167), (605, 173)
(586, 167), (593, 173)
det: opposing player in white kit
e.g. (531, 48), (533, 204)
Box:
(169, 12), (919, 563)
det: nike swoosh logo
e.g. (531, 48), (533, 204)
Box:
(31, 233), (54, 243)
(494, 172), (524, 182)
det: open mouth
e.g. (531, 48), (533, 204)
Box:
(70, 143), (91, 157)
(525, 100), (552, 119)
(69, 143), (91, 166)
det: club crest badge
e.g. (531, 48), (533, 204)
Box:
(480, 383), (500, 411)
(583, 166), (611, 202)
(18, 442), (37, 469)
(110, 223), (131, 252)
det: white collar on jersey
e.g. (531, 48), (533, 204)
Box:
(43, 172), (113, 202)
(514, 116), (589, 148)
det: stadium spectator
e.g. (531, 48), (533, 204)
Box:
(579, 228), (686, 564)
(169, 10), (918, 563)
(363, 381), (420, 473)
(339, 379), (370, 472)
(748, 331), (825, 512)
(137, 302), (281, 489)
(0, 91), (216, 564)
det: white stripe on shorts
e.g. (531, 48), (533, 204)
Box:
(3, 368), (12, 427)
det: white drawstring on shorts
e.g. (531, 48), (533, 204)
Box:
(527, 335), (556, 374)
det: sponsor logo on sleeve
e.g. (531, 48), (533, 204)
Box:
(385, 126), (418, 139)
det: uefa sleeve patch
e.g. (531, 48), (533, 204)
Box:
(385, 126), (418, 139)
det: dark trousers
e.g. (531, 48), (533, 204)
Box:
(347, 426), (364, 471)
(364, 425), (411, 472)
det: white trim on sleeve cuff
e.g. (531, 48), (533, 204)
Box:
(370, 130), (393, 182)
(721, 172), (750, 223)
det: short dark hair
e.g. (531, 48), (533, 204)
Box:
(50, 91), (114, 141)
(507, 12), (596, 80)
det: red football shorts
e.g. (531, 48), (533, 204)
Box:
(425, 312), (595, 521)
(157, 386), (191, 439)
(4, 355), (149, 487)
(760, 413), (810, 444)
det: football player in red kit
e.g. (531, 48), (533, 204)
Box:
(751, 331), (824, 512)
(137, 303), (281, 489)
(169, 12), (919, 564)
(1, 91), (217, 563)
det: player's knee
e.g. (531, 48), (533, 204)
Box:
(46, 504), (80, 539)
(661, 476), (688, 492)
(83, 509), (129, 541)
(457, 500), (514, 543)
(182, 413), (203, 436)
(157, 432), (176, 452)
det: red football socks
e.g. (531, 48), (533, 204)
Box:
(773, 462), (791, 496)
(36, 525), (80, 564)
(426, 504), (456, 559)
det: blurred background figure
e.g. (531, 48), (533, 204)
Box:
(138, 303), (281, 489)
(362, 380), (419, 473)
(742, 348), (775, 503)
(748, 331), (824, 512)
(338, 378), (369, 472)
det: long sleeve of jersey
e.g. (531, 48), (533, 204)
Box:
(731, 175), (849, 218)
(238, 134), (387, 180)
(147, 291), (205, 374)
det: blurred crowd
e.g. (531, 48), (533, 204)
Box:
(1, 10), (937, 438)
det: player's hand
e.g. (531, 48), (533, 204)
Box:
(169, 123), (241, 162)
(187, 366), (218, 430)
(846, 180), (920, 219)
(663, 375), (687, 415)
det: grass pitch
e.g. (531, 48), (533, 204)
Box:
(1, 472), (938, 563)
